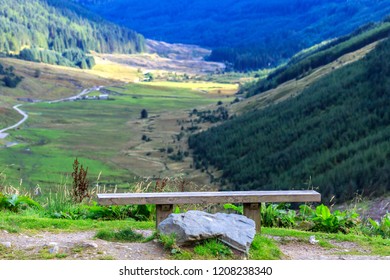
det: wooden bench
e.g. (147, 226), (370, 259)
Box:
(97, 190), (321, 233)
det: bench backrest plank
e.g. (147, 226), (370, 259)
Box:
(97, 190), (321, 205)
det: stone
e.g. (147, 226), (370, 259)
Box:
(49, 246), (59, 254)
(80, 242), (98, 249)
(47, 242), (59, 254)
(158, 210), (256, 253)
(309, 236), (319, 245)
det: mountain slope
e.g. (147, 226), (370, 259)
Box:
(0, 0), (145, 68)
(75, 0), (390, 69)
(240, 19), (390, 97)
(189, 37), (390, 204)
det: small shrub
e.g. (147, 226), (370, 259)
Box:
(158, 233), (178, 251)
(261, 203), (296, 228)
(34, 69), (41, 78)
(140, 109), (148, 119)
(307, 204), (360, 234)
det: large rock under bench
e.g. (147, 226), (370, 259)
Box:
(158, 210), (256, 253)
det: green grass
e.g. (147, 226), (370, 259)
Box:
(249, 235), (283, 260)
(0, 244), (32, 260)
(1, 209), (389, 259)
(193, 239), (234, 260)
(95, 228), (145, 242)
(1, 80), (228, 189)
(0, 107), (20, 129)
(0, 210), (153, 233)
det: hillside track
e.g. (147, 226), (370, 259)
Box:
(0, 87), (101, 140)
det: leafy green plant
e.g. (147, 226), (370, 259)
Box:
(0, 193), (42, 212)
(298, 204), (315, 219)
(367, 214), (390, 238)
(309, 204), (360, 234)
(223, 203), (243, 214)
(261, 203), (296, 228)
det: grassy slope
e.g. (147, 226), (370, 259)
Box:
(0, 57), (116, 102)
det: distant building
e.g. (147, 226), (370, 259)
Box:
(98, 94), (109, 100)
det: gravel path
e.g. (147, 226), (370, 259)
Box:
(1, 230), (389, 260)
(270, 236), (390, 260)
(0, 105), (28, 138)
(0, 230), (168, 260)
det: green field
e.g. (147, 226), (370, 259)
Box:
(0, 81), (235, 190)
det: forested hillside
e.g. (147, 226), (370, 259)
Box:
(0, 0), (145, 69)
(240, 20), (390, 97)
(189, 38), (390, 204)
(75, 0), (390, 71)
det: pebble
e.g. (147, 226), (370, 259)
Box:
(309, 236), (319, 245)
(49, 246), (59, 254)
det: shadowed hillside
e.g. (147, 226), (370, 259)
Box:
(75, 0), (390, 70)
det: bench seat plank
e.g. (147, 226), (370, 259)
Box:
(97, 190), (321, 205)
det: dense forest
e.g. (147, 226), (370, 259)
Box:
(75, 0), (390, 70)
(240, 20), (390, 97)
(0, 0), (145, 68)
(189, 38), (390, 204)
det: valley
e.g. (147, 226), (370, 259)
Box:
(0, 48), (237, 191)
(1, 0), (390, 264)
(1, 29), (386, 202)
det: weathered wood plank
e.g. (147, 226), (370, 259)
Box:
(243, 203), (261, 233)
(156, 204), (173, 227)
(97, 190), (321, 205)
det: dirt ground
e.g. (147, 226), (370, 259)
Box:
(0, 230), (166, 260)
(1, 230), (389, 260)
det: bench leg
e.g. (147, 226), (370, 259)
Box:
(243, 203), (261, 234)
(156, 204), (173, 228)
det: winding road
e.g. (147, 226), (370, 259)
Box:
(0, 104), (28, 138)
(0, 86), (101, 139)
